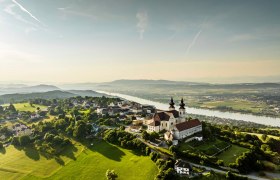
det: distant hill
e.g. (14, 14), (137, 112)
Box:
(0, 90), (108, 104)
(108, 79), (206, 85)
(66, 90), (107, 97)
(21, 84), (60, 92)
(0, 84), (61, 95)
(98, 79), (280, 89)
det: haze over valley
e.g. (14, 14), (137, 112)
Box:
(1, 0), (280, 179)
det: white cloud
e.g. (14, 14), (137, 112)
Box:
(4, 3), (39, 28)
(58, 7), (97, 20)
(186, 29), (202, 55)
(136, 11), (148, 40)
(12, 0), (44, 26)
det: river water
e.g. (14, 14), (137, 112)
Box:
(97, 91), (280, 127)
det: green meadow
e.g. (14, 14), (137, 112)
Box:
(0, 140), (158, 180)
(217, 145), (248, 165)
(3, 103), (47, 112)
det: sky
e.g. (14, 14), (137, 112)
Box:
(0, 0), (280, 83)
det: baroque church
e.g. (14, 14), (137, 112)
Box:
(147, 98), (202, 140)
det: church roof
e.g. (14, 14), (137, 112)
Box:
(169, 97), (175, 108)
(148, 120), (160, 126)
(153, 110), (179, 121)
(175, 119), (201, 132)
(179, 98), (185, 109)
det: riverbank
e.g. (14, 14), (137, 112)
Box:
(96, 91), (280, 127)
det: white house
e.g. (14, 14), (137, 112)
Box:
(175, 159), (191, 175)
(30, 113), (40, 119)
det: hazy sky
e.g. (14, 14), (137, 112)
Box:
(0, 0), (280, 83)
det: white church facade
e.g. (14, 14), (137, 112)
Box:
(147, 98), (202, 140)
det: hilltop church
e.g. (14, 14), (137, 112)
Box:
(147, 98), (202, 140)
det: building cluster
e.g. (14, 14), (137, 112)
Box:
(147, 98), (203, 144)
(12, 123), (32, 136)
(96, 100), (156, 117)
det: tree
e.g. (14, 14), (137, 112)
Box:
(142, 131), (149, 141)
(19, 135), (31, 146)
(119, 126), (125, 131)
(11, 136), (20, 146)
(261, 134), (268, 142)
(0, 106), (4, 114)
(217, 160), (224, 166)
(0, 142), (3, 149)
(73, 121), (91, 139)
(8, 103), (16, 112)
(106, 169), (118, 180)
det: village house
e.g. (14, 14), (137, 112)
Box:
(174, 159), (192, 175)
(96, 108), (109, 115)
(30, 113), (40, 120)
(13, 124), (32, 136)
(129, 125), (142, 133)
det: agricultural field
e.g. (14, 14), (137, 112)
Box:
(217, 145), (248, 165)
(0, 140), (158, 180)
(2, 103), (47, 112)
(197, 100), (266, 113)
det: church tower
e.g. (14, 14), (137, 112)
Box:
(169, 97), (175, 111)
(179, 98), (186, 117)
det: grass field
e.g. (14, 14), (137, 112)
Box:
(44, 141), (158, 180)
(0, 140), (84, 179)
(3, 103), (47, 112)
(217, 145), (248, 165)
(0, 140), (158, 180)
(179, 139), (230, 156)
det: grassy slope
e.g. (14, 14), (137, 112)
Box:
(0, 140), (157, 180)
(217, 145), (248, 165)
(44, 141), (158, 180)
(0, 141), (84, 179)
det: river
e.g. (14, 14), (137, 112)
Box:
(97, 91), (280, 127)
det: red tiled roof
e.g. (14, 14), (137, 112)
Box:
(175, 119), (201, 132)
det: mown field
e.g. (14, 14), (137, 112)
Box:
(178, 139), (230, 156)
(0, 140), (158, 180)
(3, 103), (47, 112)
(217, 145), (248, 165)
